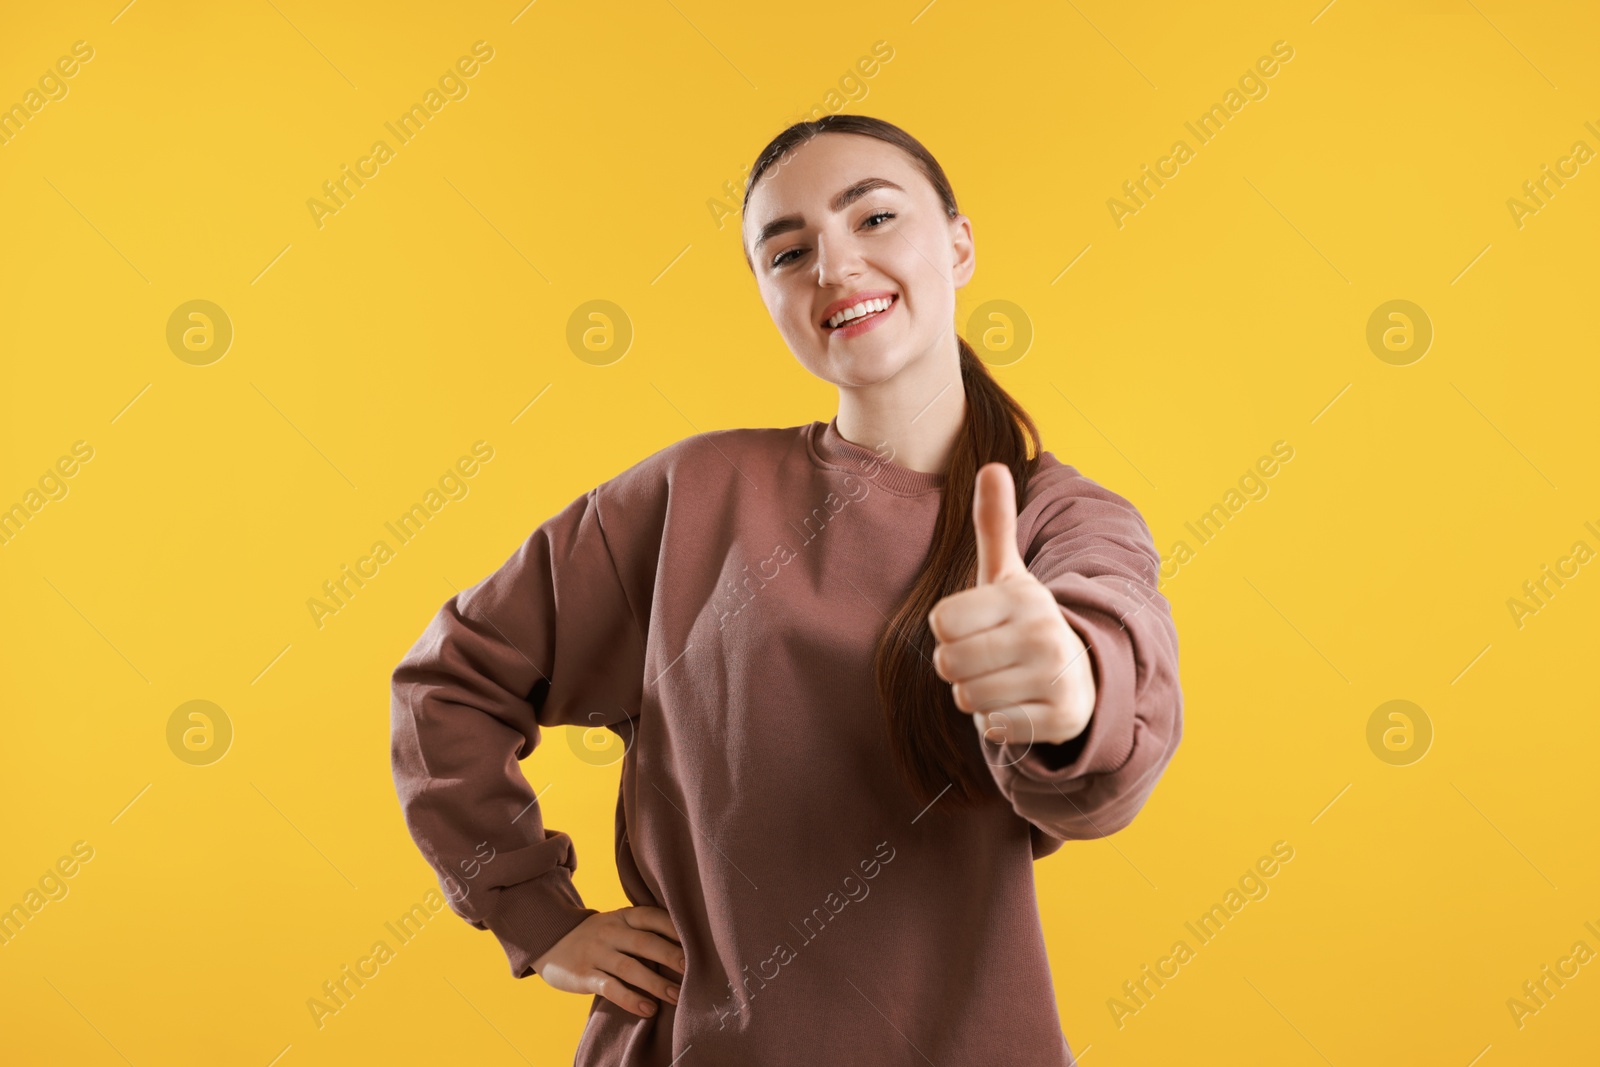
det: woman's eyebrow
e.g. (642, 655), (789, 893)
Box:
(753, 177), (906, 253)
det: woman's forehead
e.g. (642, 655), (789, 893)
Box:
(744, 136), (920, 242)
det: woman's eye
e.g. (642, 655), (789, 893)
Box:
(771, 212), (895, 268)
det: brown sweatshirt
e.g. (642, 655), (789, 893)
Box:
(390, 416), (1183, 1065)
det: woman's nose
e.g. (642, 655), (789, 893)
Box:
(813, 231), (864, 287)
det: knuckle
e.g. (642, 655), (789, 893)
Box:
(1032, 621), (1063, 657)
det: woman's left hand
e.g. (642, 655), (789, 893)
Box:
(927, 462), (1096, 749)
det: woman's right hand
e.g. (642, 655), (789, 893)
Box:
(532, 906), (685, 1017)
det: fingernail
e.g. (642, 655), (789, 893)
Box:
(641, 1001), (656, 1015)
(667, 984), (680, 1004)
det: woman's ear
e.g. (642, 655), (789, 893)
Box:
(949, 214), (976, 289)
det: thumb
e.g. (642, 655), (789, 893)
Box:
(973, 462), (1026, 586)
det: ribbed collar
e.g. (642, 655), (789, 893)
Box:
(807, 416), (946, 497)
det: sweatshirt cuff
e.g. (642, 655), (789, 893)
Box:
(989, 598), (1138, 782)
(480, 866), (600, 980)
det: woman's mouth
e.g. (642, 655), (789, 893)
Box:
(822, 294), (898, 338)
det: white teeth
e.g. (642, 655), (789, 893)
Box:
(827, 296), (893, 328)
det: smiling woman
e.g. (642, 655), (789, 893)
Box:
(391, 114), (1183, 1067)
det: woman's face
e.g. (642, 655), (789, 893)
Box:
(743, 132), (974, 390)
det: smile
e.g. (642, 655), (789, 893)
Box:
(822, 294), (898, 337)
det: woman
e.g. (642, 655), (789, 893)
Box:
(391, 114), (1183, 1066)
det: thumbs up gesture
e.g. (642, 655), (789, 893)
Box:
(927, 463), (1097, 749)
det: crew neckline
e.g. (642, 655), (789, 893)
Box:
(806, 416), (946, 497)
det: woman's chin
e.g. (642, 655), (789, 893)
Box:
(817, 348), (910, 388)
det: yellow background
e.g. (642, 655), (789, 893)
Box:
(2, 0), (1596, 1062)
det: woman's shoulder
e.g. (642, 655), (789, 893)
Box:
(1021, 449), (1154, 535)
(594, 422), (813, 503)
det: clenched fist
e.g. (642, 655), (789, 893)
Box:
(927, 462), (1096, 749)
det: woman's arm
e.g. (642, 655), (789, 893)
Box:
(389, 484), (646, 978)
(980, 468), (1184, 848)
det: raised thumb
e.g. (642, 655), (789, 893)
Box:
(973, 462), (1024, 586)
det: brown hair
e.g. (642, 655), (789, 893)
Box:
(740, 114), (1043, 813)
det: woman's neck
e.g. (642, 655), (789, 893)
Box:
(834, 341), (966, 475)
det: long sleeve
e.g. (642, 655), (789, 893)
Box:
(981, 464), (1183, 853)
(389, 484), (648, 979)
